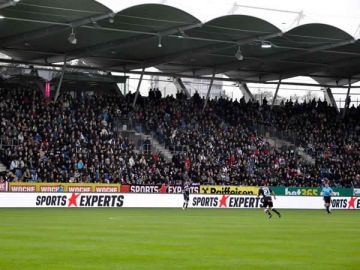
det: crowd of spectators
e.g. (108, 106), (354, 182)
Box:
(0, 85), (359, 188)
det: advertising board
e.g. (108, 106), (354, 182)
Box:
(200, 186), (258, 195)
(121, 184), (199, 193)
(0, 193), (359, 209)
(8, 183), (120, 193)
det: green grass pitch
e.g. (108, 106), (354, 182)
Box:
(0, 208), (359, 270)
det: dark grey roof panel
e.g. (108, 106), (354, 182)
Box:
(0, 0), (111, 23)
(0, 2), (359, 86)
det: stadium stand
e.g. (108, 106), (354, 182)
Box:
(0, 84), (359, 188)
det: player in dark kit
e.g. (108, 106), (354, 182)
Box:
(258, 185), (281, 219)
(182, 181), (190, 210)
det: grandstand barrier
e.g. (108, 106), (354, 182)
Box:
(0, 193), (359, 209)
(8, 183), (120, 193)
(2, 183), (358, 196)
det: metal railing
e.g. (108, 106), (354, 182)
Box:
(0, 138), (19, 148)
(168, 145), (188, 155)
(139, 144), (152, 155)
(257, 125), (303, 147)
(257, 125), (302, 159)
(113, 117), (168, 149)
(113, 117), (138, 132)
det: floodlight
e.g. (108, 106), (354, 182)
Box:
(261, 41), (272, 48)
(68, 28), (77, 45)
(158, 37), (162, 48)
(235, 46), (243, 60)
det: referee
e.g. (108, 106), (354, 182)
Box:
(321, 183), (334, 214)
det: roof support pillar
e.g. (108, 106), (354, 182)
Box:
(323, 87), (339, 112)
(132, 67), (145, 108)
(173, 77), (190, 98)
(343, 79), (352, 117)
(202, 72), (215, 114)
(239, 83), (255, 102)
(54, 55), (67, 103)
(271, 78), (282, 110)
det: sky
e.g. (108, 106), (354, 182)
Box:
(74, 1), (360, 105)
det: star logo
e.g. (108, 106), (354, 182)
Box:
(159, 184), (169, 193)
(68, 193), (81, 207)
(348, 197), (357, 209)
(219, 195), (230, 208)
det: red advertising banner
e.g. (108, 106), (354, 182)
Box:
(0, 182), (7, 192)
(121, 184), (199, 194)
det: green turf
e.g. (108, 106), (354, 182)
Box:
(0, 209), (359, 270)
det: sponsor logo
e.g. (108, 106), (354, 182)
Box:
(36, 195), (67, 206)
(192, 197), (219, 207)
(35, 193), (124, 207)
(95, 186), (119, 192)
(127, 185), (199, 194)
(353, 189), (360, 196)
(0, 182), (7, 192)
(347, 197), (359, 209)
(285, 188), (340, 196)
(285, 188), (320, 196)
(219, 195), (229, 207)
(285, 188), (302, 196)
(10, 185), (36, 192)
(9, 183), (121, 192)
(192, 195), (263, 208)
(331, 197), (360, 209)
(40, 185), (59, 192)
(227, 196), (263, 208)
(68, 186), (92, 193)
(200, 186), (257, 195)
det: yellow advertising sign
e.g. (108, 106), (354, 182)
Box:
(200, 186), (259, 195)
(8, 183), (121, 193)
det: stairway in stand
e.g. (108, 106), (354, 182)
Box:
(134, 132), (173, 161)
(264, 136), (315, 165)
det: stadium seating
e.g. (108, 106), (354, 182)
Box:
(0, 85), (359, 188)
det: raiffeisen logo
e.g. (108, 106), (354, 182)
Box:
(35, 194), (124, 207)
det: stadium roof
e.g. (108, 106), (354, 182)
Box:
(0, 0), (359, 86)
